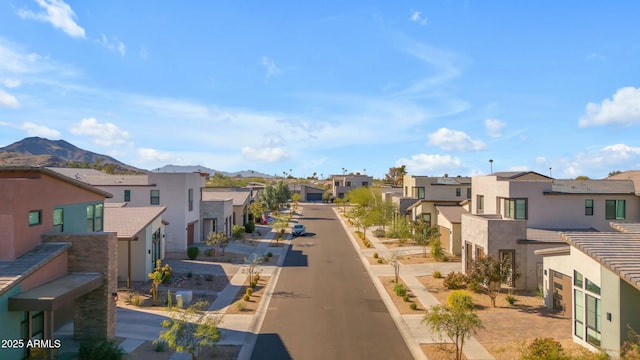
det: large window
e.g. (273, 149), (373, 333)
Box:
(477, 195), (484, 214)
(150, 190), (160, 205)
(124, 189), (131, 202)
(456, 187), (461, 197)
(605, 200), (625, 220)
(414, 187), (425, 199)
(504, 198), (527, 219)
(53, 208), (64, 232)
(28, 210), (42, 226)
(362, 181), (369, 187)
(422, 213), (431, 228)
(573, 270), (602, 348)
(585, 199), (593, 216)
(188, 188), (194, 212)
(86, 204), (104, 232)
(345, 181), (351, 187)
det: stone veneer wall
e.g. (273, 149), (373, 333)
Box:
(42, 233), (117, 340)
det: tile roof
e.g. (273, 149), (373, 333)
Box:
(526, 227), (596, 242)
(546, 179), (635, 195)
(48, 167), (150, 186)
(104, 206), (166, 239)
(609, 171), (640, 194)
(561, 232), (640, 292)
(435, 205), (468, 223)
(0, 242), (70, 296)
(201, 190), (250, 205)
(433, 177), (471, 185)
(1, 167), (113, 198)
(493, 171), (552, 180)
(611, 222), (640, 233)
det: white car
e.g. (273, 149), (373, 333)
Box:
(292, 224), (306, 236)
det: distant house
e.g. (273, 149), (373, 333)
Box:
(539, 224), (640, 358)
(462, 172), (639, 290)
(104, 204), (167, 286)
(0, 167), (117, 360)
(331, 174), (373, 198)
(50, 168), (206, 251)
(289, 183), (327, 202)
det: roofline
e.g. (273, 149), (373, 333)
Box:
(0, 166), (113, 198)
(107, 206), (167, 239)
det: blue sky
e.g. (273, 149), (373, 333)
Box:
(1, 1), (640, 179)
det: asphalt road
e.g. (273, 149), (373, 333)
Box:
(250, 204), (413, 360)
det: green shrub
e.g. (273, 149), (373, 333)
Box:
(377, 258), (384, 264)
(263, 256), (269, 262)
(433, 271), (442, 279)
(154, 342), (165, 352)
(236, 301), (247, 311)
(204, 248), (213, 257)
(187, 271), (193, 278)
(128, 292), (143, 307)
(393, 283), (407, 297)
(78, 340), (124, 360)
(520, 338), (567, 360)
(443, 271), (468, 290)
(448, 290), (474, 310)
(267, 252), (273, 257)
(373, 229), (386, 237)
(187, 246), (199, 260)
(506, 295), (517, 305)
(244, 221), (255, 233)
(242, 294), (250, 301)
(246, 288), (253, 296)
(373, 252), (379, 259)
(250, 281), (257, 289)
(410, 303), (418, 310)
(403, 294), (410, 302)
(253, 274), (260, 283)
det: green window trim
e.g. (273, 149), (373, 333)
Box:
(28, 210), (42, 226)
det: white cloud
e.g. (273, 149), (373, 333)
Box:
(485, 118), (505, 138)
(137, 147), (175, 164)
(0, 89), (19, 108)
(261, 56), (282, 79)
(97, 34), (126, 56)
(18, 0), (85, 38)
(3, 78), (21, 88)
(535, 156), (547, 164)
(410, 10), (428, 25)
(579, 87), (640, 127)
(21, 121), (61, 138)
(69, 117), (130, 146)
(601, 143), (640, 161)
(427, 128), (486, 152)
(241, 146), (288, 163)
(396, 153), (464, 174)
(586, 52), (606, 63)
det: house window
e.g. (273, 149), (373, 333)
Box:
(605, 200), (625, 220)
(467, 188), (472, 199)
(28, 210), (42, 226)
(574, 270), (583, 288)
(86, 204), (103, 232)
(456, 187), (461, 197)
(585, 199), (593, 216)
(21, 311), (44, 357)
(504, 198), (527, 219)
(124, 189), (131, 202)
(53, 208), (64, 232)
(422, 213), (431, 228)
(414, 187), (425, 199)
(362, 181), (369, 187)
(345, 181), (351, 187)
(499, 250), (516, 287)
(95, 204), (103, 231)
(150, 190), (160, 205)
(585, 278), (601, 295)
(334, 181), (340, 187)
(405, 186), (408, 196)
(575, 289), (584, 339)
(188, 188), (194, 212)
(475, 246), (485, 259)
(586, 294), (601, 347)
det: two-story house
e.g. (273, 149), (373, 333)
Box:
(50, 168), (206, 251)
(0, 167), (117, 360)
(402, 175), (472, 256)
(331, 174), (373, 198)
(462, 171), (639, 290)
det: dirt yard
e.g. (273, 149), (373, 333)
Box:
(225, 276), (271, 314)
(380, 276), (424, 314)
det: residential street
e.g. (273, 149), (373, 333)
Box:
(250, 204), (413, 360)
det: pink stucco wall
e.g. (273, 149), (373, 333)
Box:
(19, 251), (69, 291)
(0, 170), (105, 260)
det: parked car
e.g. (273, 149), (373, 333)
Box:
(292, 224), (306, 236)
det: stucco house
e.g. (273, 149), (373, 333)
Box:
(462, 172), (639, 290)
(104, 204), (166, 287)
(200, 192), (235, 241)
(538, 224), (640, 357)
(201, 188), (250, 227)
(50, 168), (206, 251)
(331, 173), (373, 198)
(289, 183), (327, 202)
(0, 167), (117, 360)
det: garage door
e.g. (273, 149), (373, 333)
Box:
(306, 193), (323, 201)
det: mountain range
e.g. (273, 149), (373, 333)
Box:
(0, 137), (271, 177)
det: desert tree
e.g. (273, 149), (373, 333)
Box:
(422, 290), (482, 360)
(206, 231), (227, 259)
(243, 253), (263, 286)
(388, 252), (400, 283)
(157, 301), (220, 360)
(467, 254), (518, 307)
(249, 201), (267, 224)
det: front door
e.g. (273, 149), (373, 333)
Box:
(187, 222), (195, 246)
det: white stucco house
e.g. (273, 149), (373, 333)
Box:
(538, 224), (640, 357)
(462, 171), (639, 290)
